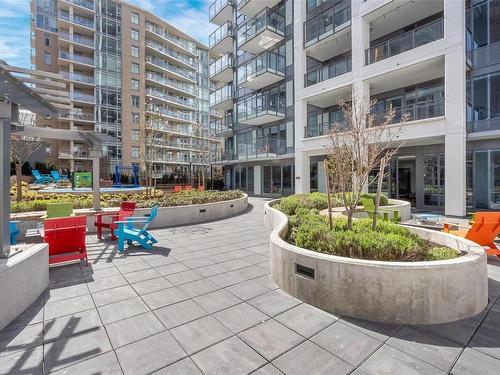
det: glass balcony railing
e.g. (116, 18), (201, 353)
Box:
(237, 93), (285, 122)
(59, 10), (94, 28)
(150, 106), (195, 122)
(71, 92), (95, 103)
(238, 51), (285, 84)
(212, 113), (233, 135)
(210, 53), (233, 77)
(145, 39), (196, 68)
(304, 2), (351, 47)
(304, 56), (351, 87)
(59, 51), (94, 65)
(366, 18), (444, 65)
(372, 100), (444, 125)
(60, 71), (95, 84)
(145, 55), (197, 82)
(145, 71), (197, 96)
(59, 31), (94, 47)
(145, 22), (197, 55)
(237, 136), (286, 160)
(209, 21), (233, 49)
(306, 120), (346, 138)
(146, 87), (197, 109)
(210, 0), (232, 21)
(64, 0), (95, 10)
(59, 112), (95, 121)
(210, 85), (233, 106)
(237, 8), (285, 47)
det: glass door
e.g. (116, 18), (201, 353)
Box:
(423, 153), (445, 208)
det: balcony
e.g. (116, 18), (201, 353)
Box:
(58, 31), (94, 48)
(239, 51), (285, 90)
(209, 0), (233, 26)
(304, 2), (351, 48)
(146, 88), (197, 110)
(237, 135), (286, 160)
(145, 39), (196, 70)
(59, 149), (92, 160)
(304, 56), (351, 87)
(366, 19), (444, 65)
(237, 93), (285, 125)
(238, 8), (284, 54)
(145, 55), (197, 83)
(71, 92), (95, 104)
(61, 0), (94, 11)
(305, 120), (346, 138)
(145, 71), (197, 97)
(149, 106), (196, 123)
(210, 85), (233, 111)
(373, 101), (444, 125)
(209, 22), (233, 54)
(58, 10), (94, 30)
(237, 0), (281, 18)
(145, 22), (197, 56)
(212, 113), (233, 136)
(210, 54), (233, 83)
(59, 112), (95, 122)
(59, 51), (94, 66)
(60, 71), (94, 85)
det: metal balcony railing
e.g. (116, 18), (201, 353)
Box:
(146, 88), (197, 109)
(59, 112), (95, 121)
(304, 2), (350, 47)
(366, 18), (444, 65)
(64, 0), (94, 10)
(59, 51), (94, 65)
(145, 39), (196, 68)
(305, 120), (346, 138)
(145, 71), (197, 96)
(145, 23), (197, 55)
(210, 0), (232, 21)
(59, 31), (94, 47)
(237, 135), (286, 160)
(145, 55), (196, 82)
(212, 113), (233, 134)
(237, 93), (285, 121)
(59, 10), (94, 28)
(210, 85), (233, 106)
(372, 100), (444, 125)
(61, 71), (94, 84)
(150, 106), (195, 122)
(210, 53), (233, 77)
(304, 56), (351, 87)
(209, 21), (233, 49)
(238, 51), (285, 83)
(237, 8), (285, 47)
(71, 92), (95, 103)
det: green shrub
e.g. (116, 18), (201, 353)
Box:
(426, 247), (461, 261)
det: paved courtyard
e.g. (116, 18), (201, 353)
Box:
(1, 197), (500, 375)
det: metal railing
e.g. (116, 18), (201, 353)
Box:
(145, 39), (196, 68)
(210, 53), (233, 78)
(59, 112), (95, 121)
(238, 8), (285, 47)
(237, 93), (285, 121)
(145, 22), (197, 55)
(304, 2), (350, 47)
(145, 55), (197, 82)
(151, 106), (195, 122)
(71, 92), (95, 103)
(212, 113), (233, 134)
(304, 56), (351, 87)
(366, 18), (444, 64)
(210, 85), (233, 106)
(210, 0), (232, 20)
(209, 21), (233, 49)
(63, 0), (94, 10)
(238, 51), (285, 84)
(59, 31), (94, 47)
(372, 101), (444, 125)
(145, 71), (197, 96)
(60, 71), (94, 84)
(59, 51), (94, 65)
(305, 121), (346, 138)
(59, 10), (94, 28)
(146, 88), (197, 109)
(237, 136), (286, 160)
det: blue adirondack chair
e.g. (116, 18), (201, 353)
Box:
(115, 206), (159, 252)
(32, 169), (52, 184)
(10, 221), (20, 245)
(50, 170), (69, 182)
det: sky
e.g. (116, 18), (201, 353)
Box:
(0, 0), (217, 69)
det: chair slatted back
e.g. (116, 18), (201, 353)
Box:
(118, 201), (136, 221)
(44, 216), (86, 254)
(465, 212), (500, 246)
(139, 206), (158, 235)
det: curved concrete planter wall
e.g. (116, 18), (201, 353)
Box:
(264, 200), (488, 324)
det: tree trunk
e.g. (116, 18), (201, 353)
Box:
(347, 211), (353, 231)
(372, 157), (387, 230)
(323, 160), (333, 230)
(16, 163), (22, 201)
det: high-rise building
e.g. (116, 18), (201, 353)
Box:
(211, 0), (500, 217)
(31, 0), (221, 180)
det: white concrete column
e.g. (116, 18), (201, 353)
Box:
(350, 2), (370, 80)
(254, 166), (261, 195)
(444, 0), (467, 216)
(295, 151), (310, 194)
(0, 103), (11, 258)
(91, 150), (101, 210)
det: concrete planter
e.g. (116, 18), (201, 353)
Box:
(264, 200), (488, 324)
(0, 244), (48, 331)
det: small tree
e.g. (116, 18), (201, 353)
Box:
(327, 94), (405, 230)
(192, 121), (215, 189)
(10, 135), (44, 201)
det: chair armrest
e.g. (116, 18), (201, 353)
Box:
(95, 212), (119, 218)
(115, 218), (148, 224)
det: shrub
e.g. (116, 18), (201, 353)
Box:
(426, 247), (461, 261)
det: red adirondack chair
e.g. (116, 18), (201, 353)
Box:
(44, 216), (87, 266)
(95, 201), (136, 240)
(183, 185), (193, 191)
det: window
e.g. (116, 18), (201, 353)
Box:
(131, 12), (139, 25)
(132, 95), (140, 108)
(44, 52), (51, 65)
(44, 34), (51, 47)
(131, 46), (139, 58)
(131, 129), (139, 141)
(132, 147), (139, 158)
(131, 29), (139, 41)
(131, 62), (140, 74)
(131, 79), (139, 91)
(131, 112), (140, 124)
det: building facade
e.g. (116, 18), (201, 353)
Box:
(211, 0), (500, 217)
(31, 0), (220, 181)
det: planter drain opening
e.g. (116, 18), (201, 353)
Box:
(295, 264), (315, 279)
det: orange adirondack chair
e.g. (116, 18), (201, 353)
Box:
(173, 185), (182, 193)
(443, 212), (500, 257)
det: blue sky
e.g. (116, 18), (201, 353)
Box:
(0, 0), (216, 69)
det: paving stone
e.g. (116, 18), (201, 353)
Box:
(143, 256), (178, 268)
(213, 302), (269, 333)
(273, 340), (352, 375)
(196, 264), (228, 277)
(340, 317), (401, 342)
(116, 331), (187, 375)
(170, 316), (232, 355)
(45, 283), (90, 303)
(241, 254), (269, 265)
(178, 278), (220, 298)
(238, 265), (268, 279)
(252, 275), (278, 290)
(219, 258), (253, 271)
(238, 319), (303, 361)
(83, 266), (121, 281)
(123, 268), (162, 284)
(0, 322), (43, 357)
(154, 299), (207, 329)
(182, 258), (215, 269)
(452, 347), (500, 375)
(386, 326), (462, 371)
(1, 302), (43, 331)
(92, 285), (138, 307)
(87, 274), (128, 293)
(152, 358), (202, 375)
(0, 346), (43, 375)
(49, 265), (86, 287)
(115, 260), (151, 274)
(275, 303), (338, 338)
(164, 269), (205, 286)
(250, 364), (283, 375)
(192, 336), (267, 375)
(226, 279), (271, 301)
(193, 289), (241, 314)
(98, 296), (149, 325)
(142, 287), (190, 310)
(208, 270), (248, 288)
(155, 262), (190, 276)
(352, 345), (445, 375)
(131, 277), (173, 295)
(43, 328), (112, 373)
(44, 309), (102, 343)
(105, 311), (165, 348)
(468, 325), (500, 360)
(44, 294), (95, 320)
(49, 351), (122, 375)
(248, 290), (301, 317)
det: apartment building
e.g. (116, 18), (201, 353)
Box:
(31, 0), (220, 180)
(210, 0), (500, 217)
(209, 0), (296, 195)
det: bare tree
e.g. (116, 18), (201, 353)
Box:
(10, 135), (44, 201)
(192, 121), (216, 190)
(327, 94), (406, 230)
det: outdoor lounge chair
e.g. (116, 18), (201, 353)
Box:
(50, 170), (69, 183)
(183, 185), (193, 191)
(44, 215), (88, 265)
(10, 221), (20, 245)
(115, 206), (158, 252)
(173, 185), (182, 193)
(32, 169), (52, 184)
(443, 212), (500, 258)
(95, 201), (136, 240)
(361, 198), (400, 222)
(43, 203), (74, 219)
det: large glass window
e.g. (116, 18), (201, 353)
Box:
(423, 154), (445, 207)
